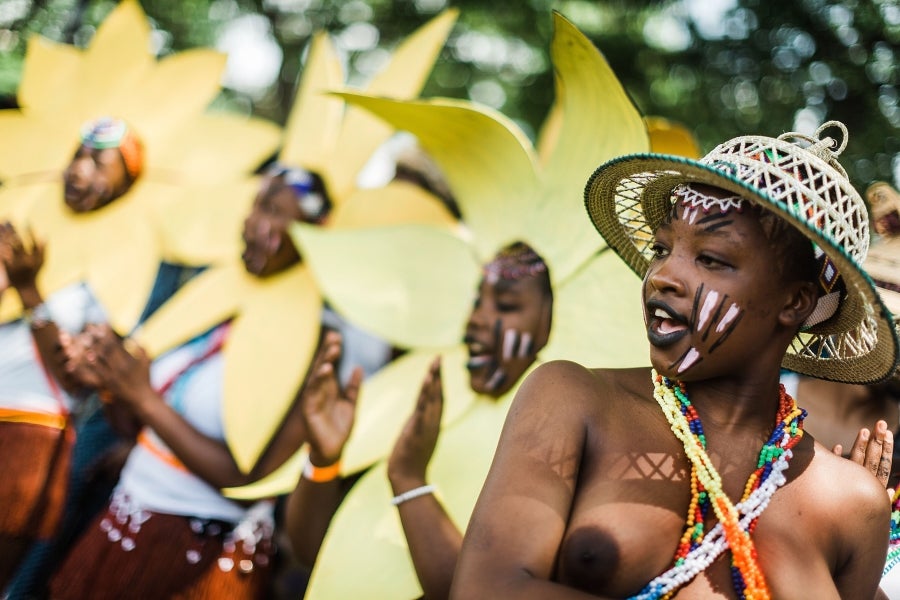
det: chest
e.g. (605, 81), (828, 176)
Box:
(555, 466), (835, 598)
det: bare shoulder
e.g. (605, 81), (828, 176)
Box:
(513, 360), (651, 414)
(804, 439), (890, 515)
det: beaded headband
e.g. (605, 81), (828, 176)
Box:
(79, 117), (144, 180)
(266, 163), (328, 224)
(483, 241), (549, 285)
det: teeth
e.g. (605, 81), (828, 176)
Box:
(469, 343), (486, 354)
(654, 308), (670, 319)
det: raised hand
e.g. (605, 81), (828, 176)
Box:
(0, 222), (45, 290)
(59, 330), (104, 389)
(301, 330), (362, 467)
(834, 419), (894, 489)
(388, 357), (442, 492)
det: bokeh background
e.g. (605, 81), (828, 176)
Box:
(2, 0), (898, 191)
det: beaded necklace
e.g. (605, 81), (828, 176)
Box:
(632, 370), (806, 600)
(883, 487), (900, 577)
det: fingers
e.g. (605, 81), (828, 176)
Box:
(344, 366), (364, 406)
(832, 443), (843, 456)
(850, 421), (894, 489)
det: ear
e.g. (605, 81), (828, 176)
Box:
(778, 281), (818, 329)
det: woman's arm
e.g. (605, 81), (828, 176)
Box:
(284, 330), (361, 565)
(386, 358), (462, 600)
(0, 223), (84, 395)
(451, 360), (602, 600)
(84, 324), (331, 489)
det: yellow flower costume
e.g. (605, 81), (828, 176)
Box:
(0, 0), (282, 332)
(289, 13), (669, 599)
(132, 9), (460, 489)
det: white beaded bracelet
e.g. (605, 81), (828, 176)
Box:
(391, 484), (436, 507)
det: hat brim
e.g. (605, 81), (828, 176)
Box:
(584, 152), (900, 384)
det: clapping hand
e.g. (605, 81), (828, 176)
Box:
(388, 357), (442, 492)
(300, 330), (362, 467)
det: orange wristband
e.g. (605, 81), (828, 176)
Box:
(303, 457), (341, 483)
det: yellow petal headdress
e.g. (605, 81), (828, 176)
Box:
(133, 10), (460, 490)
(0, 0), (282, 331)
(291, 12), (664, 599)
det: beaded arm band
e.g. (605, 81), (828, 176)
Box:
(302, 458), (342, 483)
(391, 484), (436, 506)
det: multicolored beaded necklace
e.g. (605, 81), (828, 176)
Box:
(883, 486), (900, 576)
(631, 370), (806, 600)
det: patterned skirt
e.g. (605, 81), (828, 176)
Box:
(48, 493), (275, 600)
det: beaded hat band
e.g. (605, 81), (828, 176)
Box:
(584, 121), (900, 384)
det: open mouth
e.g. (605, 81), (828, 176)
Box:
(464, 338), (494, 370)
(646, 301), (689, 347)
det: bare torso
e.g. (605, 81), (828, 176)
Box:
(553, 366), (888, 599)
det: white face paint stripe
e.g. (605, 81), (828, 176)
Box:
(696, 290), (719, 332)
(677, 347), (701, 373)
(715, 303), (741, 333)
(486, 368), (506, 391)
(502, 329), (517, 361)
(518, 332), (532, 358)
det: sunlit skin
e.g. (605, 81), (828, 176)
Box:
(62, 145), (133, 213)
(463, 273), (552, 399)
(241, 174), (306, 277)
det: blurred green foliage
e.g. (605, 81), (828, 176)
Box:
(1, 0), (898, 189)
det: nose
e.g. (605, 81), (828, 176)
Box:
(645, 254), (686, 295)
(65, 155), (94, 185)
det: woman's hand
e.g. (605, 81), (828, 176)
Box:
(82, 323), (156, 411)
(301, 330), (362, 467)
(388, 357), (442, 493)
(0, 222), (45, 290)
(834, 419), (894, 489)
(60, 330), (104, 389)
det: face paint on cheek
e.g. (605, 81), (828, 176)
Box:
(677, 348), (701, 373)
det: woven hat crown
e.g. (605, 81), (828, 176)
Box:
(701, 120), (868, 266)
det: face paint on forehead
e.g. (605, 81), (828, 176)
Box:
(483, 243), (548, 285)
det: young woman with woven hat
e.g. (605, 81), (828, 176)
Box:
(452, 120), (900, 598)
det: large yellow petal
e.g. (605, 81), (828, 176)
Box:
(132, 264), (245, 357)
(541, 249), (648, 368)
(155, 177), (259, 266)
(646, 115), (702, 158)
(116, 49), (228, 139)
(341, 345), (476, 474)
(528, 12), (649, 284)
(328, 10), (458, 203)
(336, 93), (539, 262)
(222, 266), (321, 473)
(67, 1), (153, 120)
(290, 222), (480, 348)
(17, 36), (81, 116)
(221, 446), (309, 500)
(147, 114), (281, 184)
(0, 112), (74, 182)
(16, 182), (166, 332)
(307, 393), (514, 600)
(280, 32), (344, 177)
(326, 181), (458, 230)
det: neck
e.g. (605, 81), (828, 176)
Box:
(678, 371), (785, 436)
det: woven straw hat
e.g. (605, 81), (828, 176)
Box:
(584, 121), (899, 384)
